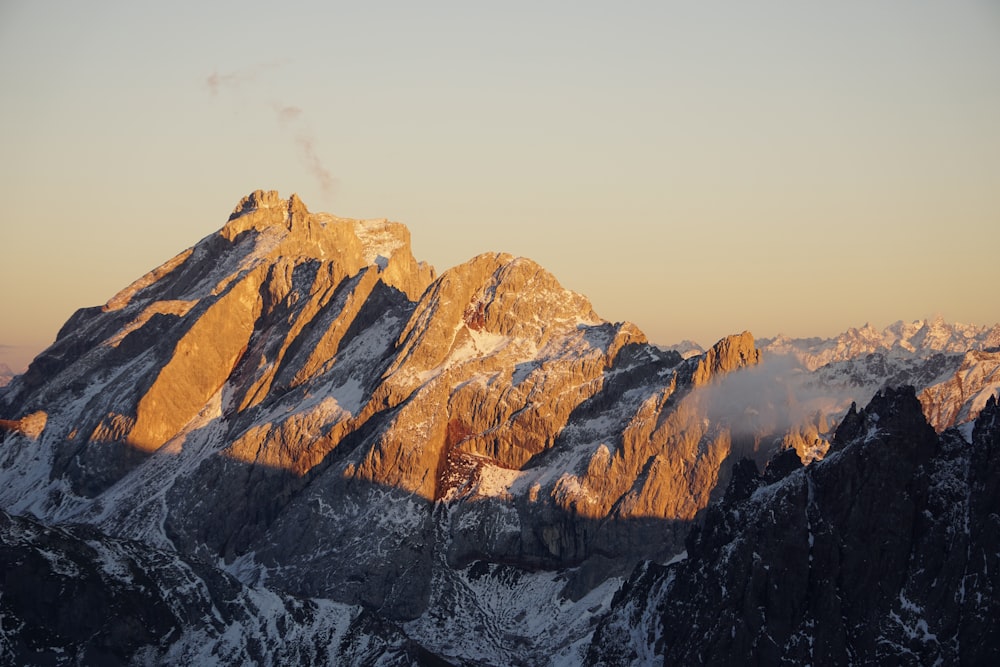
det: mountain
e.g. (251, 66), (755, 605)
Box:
(0, 362), (14, 388)
(658, 340), (705, 359)
(588, 389), (1000, 665)
(759, 319), (1000, 372)
(759, 322), (1000, 434)
(0, 191), (765, 664)
(1, 191), (997, 665)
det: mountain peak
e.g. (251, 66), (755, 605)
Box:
(221, 189), (313, 240)
(689, 330), (760, 386)
(227, 189), (289, 221)
(3, 191), (998, 664)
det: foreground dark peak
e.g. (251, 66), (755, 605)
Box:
(590, 387), (1000, 665)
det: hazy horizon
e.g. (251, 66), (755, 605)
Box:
(2, 1), (998, 372)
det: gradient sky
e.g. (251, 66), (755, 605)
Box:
(1, 1), (998, 371)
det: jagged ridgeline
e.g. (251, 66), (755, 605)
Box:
(588, 389), (1000, 666)
(1, 191), (997, 665)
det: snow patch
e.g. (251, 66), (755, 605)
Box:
(353, 218), (406, 266)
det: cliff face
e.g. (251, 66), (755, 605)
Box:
(588, 389), (1000, 665)
(0, 191), (762, 628)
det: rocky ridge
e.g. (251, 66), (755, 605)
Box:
(744, 320), (1000, 453)
(795, 344), (1000, 434)
(587, 388), (1000, 665)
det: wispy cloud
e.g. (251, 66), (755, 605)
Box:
(206, 65), (336, 200)
(205, 61), (286, 96)
(295, 134), (336, 198)
(275, 105), (303, 124)
(690, 352), (863, 463)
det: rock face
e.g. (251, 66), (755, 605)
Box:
(587, 388), (1000, 665)
(0, 410), (46, 439)
(919, 349), (1000, 431)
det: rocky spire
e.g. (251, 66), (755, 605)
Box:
(688, 330), (760, 386)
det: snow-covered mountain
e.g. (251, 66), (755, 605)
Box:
(0, 509), (424, 665)
(0, 362), (14, 388)
(759, 319), (1000, 371)
(757, 321), (1000, 434)
(1, 191), (997, 665)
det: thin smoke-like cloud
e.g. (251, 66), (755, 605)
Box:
(274, 104), (335, 198)
(295, 134), (335, 198)
(205, 71), (239, 96)
(275, 105), (303, 124)
(207, 65), (336, 199)
(205, 61), (286, 96)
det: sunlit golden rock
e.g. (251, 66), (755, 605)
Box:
(0, 411), (47, 440)
(129, 266), (265, 452)
(690, 330), (760, 386)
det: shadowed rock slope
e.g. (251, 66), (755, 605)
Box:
(587, 388), (1000, 665)
(0, 509), (443, 666)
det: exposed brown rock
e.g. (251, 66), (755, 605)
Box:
(130, 266), (264, 452)
(0, 411), (47, 439)
(690, 330), (760, 386)
(103, 249), (194, 313)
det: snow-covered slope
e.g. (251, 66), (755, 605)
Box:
(0, 509), (436, 666)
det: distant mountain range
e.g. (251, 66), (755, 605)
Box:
(0, 362), (14, 388)
(760, 318), (1000, 371)
(1, 191), (996, 665)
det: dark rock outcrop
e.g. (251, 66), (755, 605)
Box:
(588, 387), (1000, 665)
(0, 509), (445, 666)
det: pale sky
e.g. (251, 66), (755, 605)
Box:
(1, 1), (998, 371)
